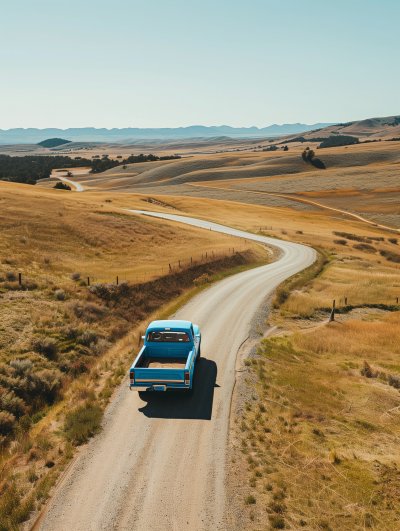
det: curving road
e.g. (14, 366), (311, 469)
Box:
(57, 175), (85, 192)
(38, 211), (315, 531)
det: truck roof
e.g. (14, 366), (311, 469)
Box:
(147, 320), (192, 331)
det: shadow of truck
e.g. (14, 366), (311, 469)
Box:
(138, 358), (217, 420)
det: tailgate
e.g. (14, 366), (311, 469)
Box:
(133, 367), (186, 385)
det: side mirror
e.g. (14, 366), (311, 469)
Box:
(195, 334), (200, 337)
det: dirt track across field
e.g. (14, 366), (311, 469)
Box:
(37, 212), (315, 531)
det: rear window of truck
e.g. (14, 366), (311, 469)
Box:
(147, 331), (191, 342)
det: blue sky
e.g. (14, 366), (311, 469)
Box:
(1, 0), (399, 129)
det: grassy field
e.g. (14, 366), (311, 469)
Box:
(230, 224), (400, 530)
(2, 154), (400, 530)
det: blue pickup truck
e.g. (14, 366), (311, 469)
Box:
(129, 320), (201, 393)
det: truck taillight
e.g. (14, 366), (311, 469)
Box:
(130, 372), (134, 384)
(184, 372), (190, 384)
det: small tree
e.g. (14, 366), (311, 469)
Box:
(66, 171), (73, 177)
(54, 182), (71, 191)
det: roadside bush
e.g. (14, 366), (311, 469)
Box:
(70, 271), (81, 281)
(0, 411), (16, 435)
(91, 339), (110, 356)
(79, 330), (98, 347)
(244, 494), (256, 505)
(26, 467), (38, 483)
(193, 274), (212, 286)
(273, 287), (290, 307)
(71, 361), (90, 377)
(68, 300), (105, 321)
(55, 289), (65, 301)
(61, 326), (78, 339)
(9, 359), (33, 374)
(31, 337), (58, 360)
(3, 279), (38, 291)
(333, 239), (347, 245)
(388, 374), (400, 389)
(109, 324), (129, 341)
(5, 270), (17, 281)
(268, 514), (285, 529)
(29, 369), (63, 403)
(64, 401), (102, 445)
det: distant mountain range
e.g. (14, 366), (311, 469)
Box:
(0, 124), (335, 144)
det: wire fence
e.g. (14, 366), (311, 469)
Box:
(86, 245), (251, 286)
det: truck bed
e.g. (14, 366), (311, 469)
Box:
(144, 358), (186, 369)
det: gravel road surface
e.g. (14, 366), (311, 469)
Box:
(38, 212), (315, 531)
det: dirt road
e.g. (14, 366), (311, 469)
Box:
(38, 212), (315, 531)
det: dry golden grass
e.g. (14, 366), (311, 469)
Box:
(0, 182), (249, 282)
(282, 261), (400, 317)
(234, 313), (400, 530)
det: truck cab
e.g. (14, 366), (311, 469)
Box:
(129, 320), (201, 392)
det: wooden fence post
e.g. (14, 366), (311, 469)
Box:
(329, 300), (335, 322)
(116, 276), (119, 285)
(169, 263), (172, 272)
(19, 273), (22, 286)
(87, 277), (90, 286)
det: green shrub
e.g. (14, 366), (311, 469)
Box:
(273, 287), (290, 307)
(245, 494), (256, 505)
(55, 289), (65, 300)
(26, 467), (38, 483)
(64, 401), (103, 445)
(31, 336), (58, 359)
(269, 501), (286, 513)
(0, 411), (16, 435)
(269, 514), (285, 529)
